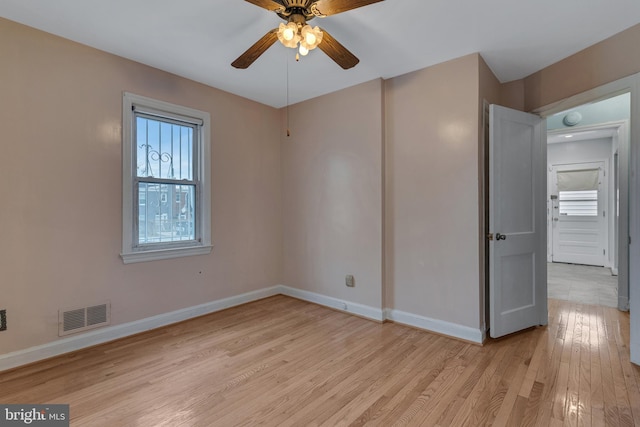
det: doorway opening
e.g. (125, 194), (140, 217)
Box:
(482, 85), (633, 340)
(545, 93), (630, 310)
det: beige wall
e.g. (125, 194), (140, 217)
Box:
(500, 80), (526, 111)
(0, 18), (283, 354)
(524, 23), (640, 111)
(385, 54), (482, 328)
(283, 54), (498, 334)
(281, 80), (384, 309)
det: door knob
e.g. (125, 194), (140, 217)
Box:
(496, 233), (507, 240)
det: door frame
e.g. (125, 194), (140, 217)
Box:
(546, 120), (628, 276)
(531, 73), (639, 364)
(541, 109), (630, 311)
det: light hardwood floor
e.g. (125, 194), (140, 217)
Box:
(1, 295), (639, 426)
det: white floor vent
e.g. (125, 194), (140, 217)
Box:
(58, 302), (111, 336)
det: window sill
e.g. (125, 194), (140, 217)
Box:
(120, 245), (213, 264)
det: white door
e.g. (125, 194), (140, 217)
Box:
(551, 162), (607, 266)
(489, 105), (548, 338)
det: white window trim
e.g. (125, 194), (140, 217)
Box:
(121, 92), (212, 264)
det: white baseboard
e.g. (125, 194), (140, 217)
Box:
(278, 285), (385, 322)
(632, 343), (640, 366)
(279, 287), (482, 343)
(385, 308), (484, 344)
(1, 285), (486, 371)
(0, 286), (281, 372)
(619, 295), (630, 311)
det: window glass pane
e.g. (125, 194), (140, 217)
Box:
(136, 116), (193, 180)
(138, 183), (196, 244)
(558, 190), (598, 216)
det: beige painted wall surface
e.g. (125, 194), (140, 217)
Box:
(524, 24), (640, 111)
(282, 80), (383, 309)
(0, 18), (283, 355)
(385, 54), (481, 328)
(500, 80), (526, 111)
(479, 56), (502, 106)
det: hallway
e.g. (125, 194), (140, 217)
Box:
(548, 262), (618, 307)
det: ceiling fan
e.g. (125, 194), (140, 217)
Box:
(232, 0), (384, 70)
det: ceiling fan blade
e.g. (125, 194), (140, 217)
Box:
(312, 0), (383, 16)
(317, 28), (359, 69)
(232, 29), (279, 69)
(243, 0), (285, 12)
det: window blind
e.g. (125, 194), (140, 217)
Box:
(557, 168), (599, 192)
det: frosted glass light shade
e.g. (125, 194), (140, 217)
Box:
(277, 22), (301, 49)
(300, 25), (323, 50)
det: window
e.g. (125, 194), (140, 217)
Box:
(556, 167), (599, 217)
(121, 92), (211, 263)
(559, 190), (598, 216)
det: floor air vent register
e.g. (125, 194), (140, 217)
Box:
(58, 302), (111, 336)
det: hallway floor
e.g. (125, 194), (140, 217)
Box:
(548, 262), (618, 308)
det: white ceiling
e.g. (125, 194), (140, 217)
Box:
(2, 0), (640, 108)
(547, 128), (616, 144)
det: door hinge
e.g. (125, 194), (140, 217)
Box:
(603, 210), (606, 218)
(487, 233), (494, 241)
(603, 249), (606, 255)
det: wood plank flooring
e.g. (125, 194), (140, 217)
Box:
(1, 296), (638, 426)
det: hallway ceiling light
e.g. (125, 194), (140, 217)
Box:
(563, 111), (583, 126)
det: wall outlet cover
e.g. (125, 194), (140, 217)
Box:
(346, 275), (355, 287)
(0, 309), (6, 331)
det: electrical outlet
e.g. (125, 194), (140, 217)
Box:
(0, 309), (6, 331)
(345, 275), (355, 287)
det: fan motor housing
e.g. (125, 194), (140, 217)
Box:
(277, 0), (316, 21)
(282, 0), (311, 7)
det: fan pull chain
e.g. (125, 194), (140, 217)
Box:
(286, 53), (291, 137)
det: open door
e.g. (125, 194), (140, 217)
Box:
(489, 105), (548, 338)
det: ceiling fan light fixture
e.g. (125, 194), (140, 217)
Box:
(277, 22), (300, 48)
(301, 25), (323, 49)
(277, 22), (323, 55)
(303, 28), (316, 45)
(233, 0), (374, 70)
